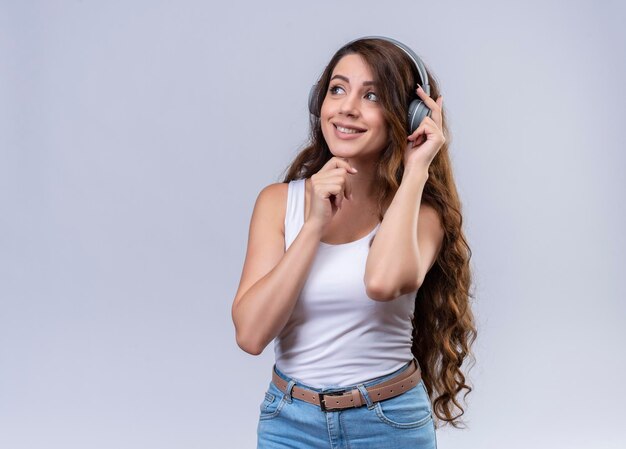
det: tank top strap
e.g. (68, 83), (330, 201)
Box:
(284, 178), (306, 250)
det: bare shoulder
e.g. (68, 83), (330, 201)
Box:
(419, 202), (442, 221)
(256, 182), (288, 236)
(419, 202), (444, 242)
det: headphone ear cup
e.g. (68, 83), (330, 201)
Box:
(407, 99), (432, 134)
(308, 84), (320, 117)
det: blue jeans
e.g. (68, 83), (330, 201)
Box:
(257, 358), (437, 448)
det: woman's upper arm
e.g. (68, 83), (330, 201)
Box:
(231, 182), (287, 312)
(416, 202), (445, 288)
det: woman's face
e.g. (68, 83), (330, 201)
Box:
(320, 53), (389, 160)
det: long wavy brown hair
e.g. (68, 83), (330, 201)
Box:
(279, 37), (477, 429)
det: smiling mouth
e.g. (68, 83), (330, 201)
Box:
(334, 124), (366, 134)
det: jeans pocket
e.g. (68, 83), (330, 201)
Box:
(259, 382), (287, 421)
(374, 380), (433, 429)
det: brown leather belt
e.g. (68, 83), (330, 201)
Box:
(271, 359), (421, 411)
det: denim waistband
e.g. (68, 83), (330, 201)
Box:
(272, 357), (418, 394)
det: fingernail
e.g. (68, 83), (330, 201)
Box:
(416, 83), (422, 91)
(351, 167), (358, 173)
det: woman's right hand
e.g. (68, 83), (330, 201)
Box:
(306, 157), (358, 230)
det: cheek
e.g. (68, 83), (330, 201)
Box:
(319, 97), (332, 117)
(320, 120), (332, 142)
(321, 124), (328, 139)
(374, 120), (390, 141)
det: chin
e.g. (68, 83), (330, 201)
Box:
(327, 144), (360, 157)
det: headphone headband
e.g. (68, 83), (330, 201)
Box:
(344, 36), (430, 96)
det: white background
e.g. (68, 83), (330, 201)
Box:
(1, 0), (625, 448)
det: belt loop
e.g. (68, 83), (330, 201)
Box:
(356, 383), (374, 409)
(284, 380), (296, 403)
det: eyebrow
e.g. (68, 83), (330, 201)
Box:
(330, 74), (376, 86)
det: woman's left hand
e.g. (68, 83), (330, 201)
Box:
(404, 85), (445, 172)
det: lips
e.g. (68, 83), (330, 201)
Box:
(333, 122), (366, 133)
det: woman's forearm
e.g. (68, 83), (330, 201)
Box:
(233, 221), (323, 355)
(364, 166), (429, 300)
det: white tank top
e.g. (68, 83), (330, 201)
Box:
(274, 178), (417, 388)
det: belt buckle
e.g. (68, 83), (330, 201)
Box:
(318, 390), (347, 412)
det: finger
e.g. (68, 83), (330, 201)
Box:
(408, 119), (446, 150)
(416, 86), (443, 125)
(331, 157), (356, 202)
(433, 96), (443, 125)
(415, 85), (440, 110)
(407, 120), (441, 147)
(407, 113), (441, 141)
(408, 133), (426, 148)
(323, 156), (358, 175)
(320, 175), (350, 204)
(323, 161), (355, 200)
(407, 119), (433, 141)
(335, 168), (353, 201)
(329, 184), (345, 209)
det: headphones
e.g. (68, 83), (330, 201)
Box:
(308, 35), (432, 135)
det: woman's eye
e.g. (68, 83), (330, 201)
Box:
(365, 92), (378, 102)
(329, 85), (344, 95)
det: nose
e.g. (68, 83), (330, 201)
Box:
(339, 91), (360, 117)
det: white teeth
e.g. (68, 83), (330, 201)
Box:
(336, 125), (363, 134)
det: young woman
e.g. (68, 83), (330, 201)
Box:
(232, 36), (477, 448)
